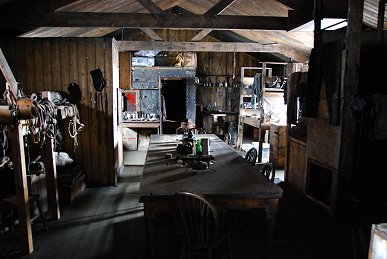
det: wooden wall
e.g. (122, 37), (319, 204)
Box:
(0, 38), (116, 187)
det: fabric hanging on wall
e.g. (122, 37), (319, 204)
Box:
(322, 40), (343, 126)
(304, 42), (343, 125)
(287, 72), (307, 125)
(372, 94), (387, 140)
(250, 73), (262, 109)
(303, 48), (321, 119)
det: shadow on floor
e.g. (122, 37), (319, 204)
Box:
(1, 175), (357, 259)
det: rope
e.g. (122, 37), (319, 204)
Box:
(67, 103), (84, 151)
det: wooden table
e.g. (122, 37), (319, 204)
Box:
(140, 134), (283, 258)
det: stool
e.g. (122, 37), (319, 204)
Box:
(3, 193), (48, 231)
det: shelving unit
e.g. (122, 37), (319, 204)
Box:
(237, 62), (288, 162)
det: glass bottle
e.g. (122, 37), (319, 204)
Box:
(196, 139), (202, 155)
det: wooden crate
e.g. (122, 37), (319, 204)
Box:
(269, 124), (287, 169)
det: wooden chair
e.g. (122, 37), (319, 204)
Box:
(244, 147), (258, 165)
(259, 162), (275, 182)
(172, 192), (233, 259)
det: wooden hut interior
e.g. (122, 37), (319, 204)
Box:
(0, 0), (386, 258)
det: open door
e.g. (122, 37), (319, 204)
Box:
(161, 78), (187, 133)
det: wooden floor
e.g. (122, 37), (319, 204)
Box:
(1, 164), (357, 259)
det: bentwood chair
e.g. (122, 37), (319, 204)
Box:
(172, 192), (233, 259)
(244, 148), (258, 165)
(260, 162), (275, 182)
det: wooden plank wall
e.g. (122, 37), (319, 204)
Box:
(0, 38), (116, 187)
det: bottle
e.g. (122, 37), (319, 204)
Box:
(187, 129), (194, 139)
(196, 139), (202, 155)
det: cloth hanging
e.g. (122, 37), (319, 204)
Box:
(287, 72), (307, 125)
(372, 94), (387, 140)
(304, 48), (320, 118)
(251, 73), (262, 109)
(304, 41), (343, 125)
(322, 40), (343, 126)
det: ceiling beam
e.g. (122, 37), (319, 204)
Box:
(0, 12), (288, 30)
(288, 0), (348, 31)
(191, 0), (236, 41)
(205, 0), (236, 18)
(209, 30), (291, 62)
(115, 40), (309, 63)
(275, 0), (313, 10)
(191, 29), (212, 41)
(141, 28), (163, 40)
(0, 0), (80, 36)
(288, 10), (314, 31)
(323, 0), (348, 18)
(135, 0), (164, 14)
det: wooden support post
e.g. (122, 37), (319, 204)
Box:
(376, 0), (386, 48)
(337, 0), (364, 217)
(0, 48), (18, 96)
(10, 125), (33, 254)
(340, 0), (364, 179)
(43, 138), (60, 220)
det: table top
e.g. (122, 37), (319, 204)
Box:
(140, 134), (283, 202)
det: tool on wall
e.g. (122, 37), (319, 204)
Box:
(90, 68), (108, 146)
(93, 91), (107, 145)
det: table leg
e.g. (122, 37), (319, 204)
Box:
(264, 207), (277, 258)
(258, 128), (265, 163)
(145, 217), (156, 259)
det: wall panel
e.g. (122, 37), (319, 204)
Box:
(0, 38), (116, 187)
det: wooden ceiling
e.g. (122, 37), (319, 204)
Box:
(0, 0), (385, 63)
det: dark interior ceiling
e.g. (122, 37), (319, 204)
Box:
(0, 0), (385, 63)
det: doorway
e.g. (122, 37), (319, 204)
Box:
(161, 79), (186, 133)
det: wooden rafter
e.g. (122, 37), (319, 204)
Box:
(115, 40), (308, 63)
(0, 48), (18, 96)
(0, 12), (288, 30)
(136, 0), (163, 13)
(205, 0), (236, 18)
(377, 0), (386, 46)
(191, 0), (236, 41)
(191, 29), (212, 41)
(141, 28), (163, 40)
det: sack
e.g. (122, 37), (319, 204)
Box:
(90, 69), (106, 92)
(54, 152), (74, 166)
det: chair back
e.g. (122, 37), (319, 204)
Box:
(261, 162), (275, 182)
(173, 192), (219, 249)
(244, 148), (258, 165)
